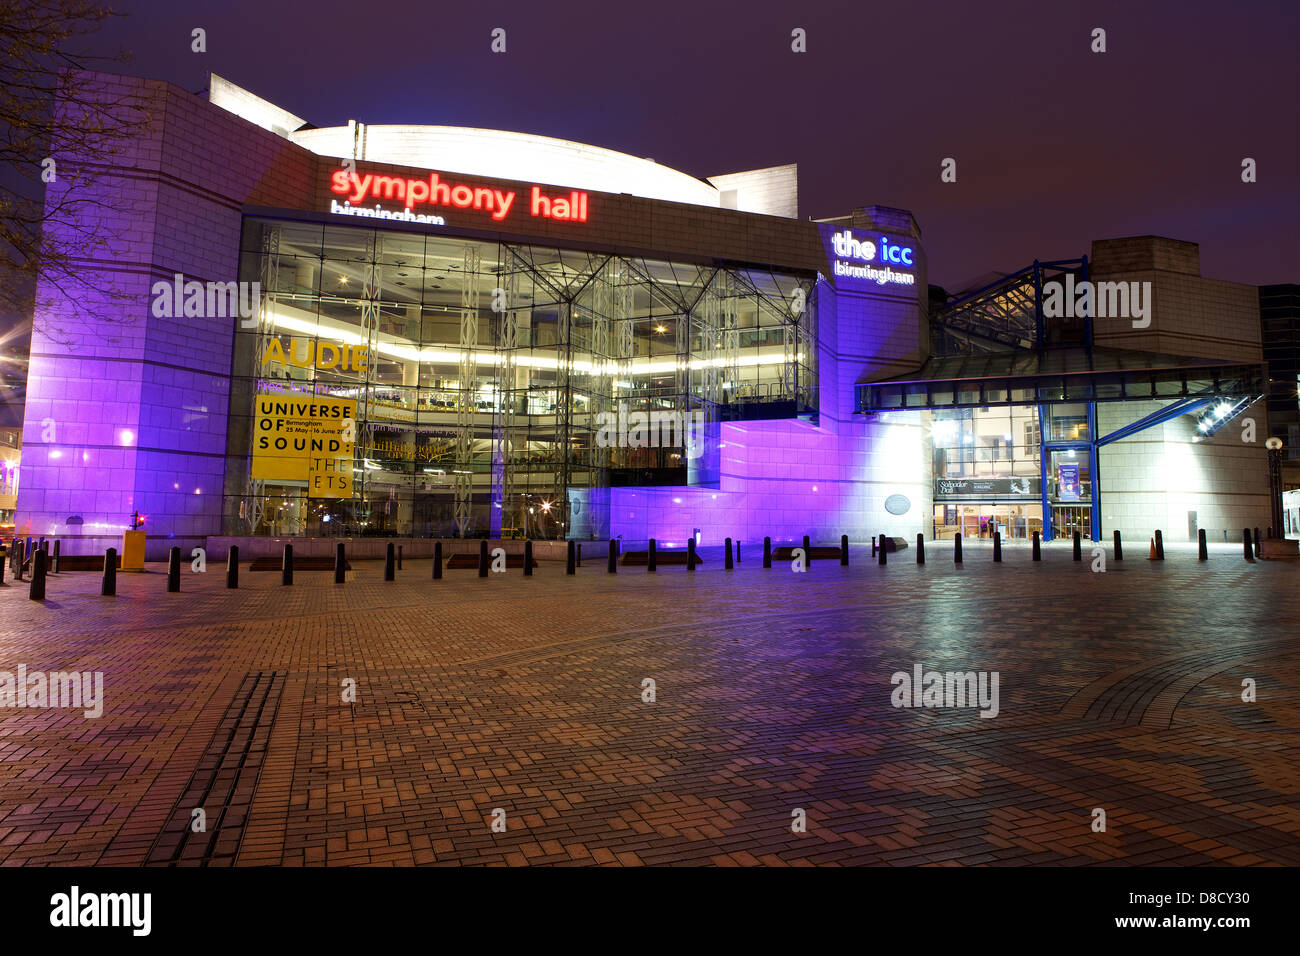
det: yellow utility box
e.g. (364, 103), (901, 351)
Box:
(121, 529), (146, 571)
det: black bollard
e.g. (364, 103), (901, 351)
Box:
(576, 543), (582, 567)
(386, 542), (396, 581)
(398, 544), (403, 571)
(1073, 531), (1082, 561)
(648, 538), (657, 573)
(954, 533), (963, 564)
(434, 541), (443, 580)
(524, 539), (533, 576)
(993, 532), (1002, 562)
(226, 545), (239, 589)
(282, 544), (294, 586)
(803, 535), (812, 567)
(687, 537), (697, 572)
(763, 536), (772, 569)
(335, 543), (346, 583)
(14, 539), (23, 582)
(725, 537), (733, 570)
(736, 541), (741, 563)
(102, 548), (117, 596)
(878, 533), (887, 566)
(841, 534), (849, 566)
(1243, 528), (1253, 561)
(608, 539), (618, 574)
(1032, 531), (1041, 561)
(916, 533), (925, 565)
(1113, 529), (1123, 561)
(1155, 529), (1165, 561)
(0, 542), (4, 585)
(565, 540), (575, 576)
(479, 540), (489, 578)
(51, 540), (60, 573)
(1198, 528), (1208, 561)
(167, 546), (181, 592)
(29, 548), (47, 601)
(1254, 528), (1262, 558)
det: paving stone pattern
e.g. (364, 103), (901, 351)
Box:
(0, 540), (1296, 866)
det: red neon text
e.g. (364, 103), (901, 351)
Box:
(329, 171), (589, 222)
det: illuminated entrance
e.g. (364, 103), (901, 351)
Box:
(858, 258), (1266, 541)
(932, 503), (1040, 540)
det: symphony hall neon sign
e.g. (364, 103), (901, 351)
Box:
(328, 170), (589, 223)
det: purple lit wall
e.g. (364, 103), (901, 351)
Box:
(607, 211), (934, 546)
(17, 74), (313, 558)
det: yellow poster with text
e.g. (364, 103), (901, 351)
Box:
(252, 393), (356, 498)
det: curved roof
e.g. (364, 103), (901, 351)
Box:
(289, 124), (721, 207)
(208, 74), (797, 216)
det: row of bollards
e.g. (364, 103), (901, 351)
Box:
(18, 523), (1272, 602)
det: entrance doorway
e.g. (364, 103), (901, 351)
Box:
(1049, 505), (1090, 540)
(933, 503), (1042, 540)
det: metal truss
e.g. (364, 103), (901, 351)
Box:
(244, 223), (281, 534)
(614, 263), (635, 398)
(588, 261), (615, 471)
(491, 264), (520, 535)
(932, 258), (1090, 356)
(455, 244), (481, 537)
(555, 300), (573, 529)
(357, 232), (382, 521)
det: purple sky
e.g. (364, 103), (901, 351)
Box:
(94, 0), (1298, 290)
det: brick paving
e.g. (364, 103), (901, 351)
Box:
(0, 539), (1297, 866)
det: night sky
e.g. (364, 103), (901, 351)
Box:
(82, 0), (1300, 289)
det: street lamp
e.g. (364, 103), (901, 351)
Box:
(1266, 437), (1284, 538)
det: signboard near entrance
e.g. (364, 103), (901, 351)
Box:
(934, 476), (1035, 497)
(1057, 464), (1081, 502)
(252, 393), (356, 497)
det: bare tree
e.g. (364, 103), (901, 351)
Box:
(0, 0), (149, 351)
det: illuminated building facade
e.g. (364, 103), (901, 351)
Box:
(14, 72), (1275, 557)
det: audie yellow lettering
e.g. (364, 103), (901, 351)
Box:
(262, 338), (287, 366)
(287, 340), (316, 367)
(317, 342), (341, 369)
(261, 337), (358, 371)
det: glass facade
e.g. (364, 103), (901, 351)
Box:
(223, 217), (815, 539)
(931, 406), (1040, 480)
(930, 403), (1095, 540)
(930, 406), (1042, 539)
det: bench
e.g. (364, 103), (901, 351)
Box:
(621, 550), (703, 566)
(771, 546), (843, 561)
(445, 552), (538, 569)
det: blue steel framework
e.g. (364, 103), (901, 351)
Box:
(862, 258), (1266, 542)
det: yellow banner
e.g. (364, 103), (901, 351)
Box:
(252, 393), (356, 497)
